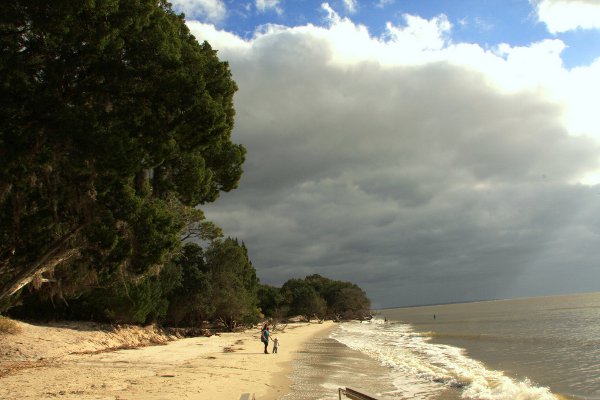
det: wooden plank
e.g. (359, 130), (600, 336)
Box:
(341, 387), (381, 400)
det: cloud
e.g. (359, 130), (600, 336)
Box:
(256, 0), (283, 15)
(343, 0), (358, 13)
(376, 0), (395, 8)
(186, 22), (252, 51)
(170, 0), (226, 23)
(189, 12), (600, 307)
(316, 5), (452, 64)
(533, 0), (600, 33)
(384, 14), (452, 52)
(458, 16), (494, 32)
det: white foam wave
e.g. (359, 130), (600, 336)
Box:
(331, 320), (558, 400)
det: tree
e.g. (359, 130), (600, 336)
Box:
(0, 0), (245, 307)
(164, 243), (214, 326)
(204, 238), (259, 330)
(257, 284), (286, 319)
(281, 279), (327, 320)
(272, 275), (371, 321)
(330, 286), (371, 320)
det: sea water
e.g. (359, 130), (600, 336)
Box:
(284, 292), (600, 400)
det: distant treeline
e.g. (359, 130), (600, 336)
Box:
(258, 274), (371, 322)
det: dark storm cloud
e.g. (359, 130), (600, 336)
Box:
(200, 29), (600, 307)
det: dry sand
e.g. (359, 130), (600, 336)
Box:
(0, 320), (337, 400)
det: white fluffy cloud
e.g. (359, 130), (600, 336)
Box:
(186, 21), (251, 52)
(343, 0), (358, 13)
(255, 0), (283, 14)
(188, 5), (600, 307)
(170, 0), (226, 23)
(534, 0), (600, 33)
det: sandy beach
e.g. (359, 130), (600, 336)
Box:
(0, 320), (337, 400)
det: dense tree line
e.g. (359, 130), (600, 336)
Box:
(9, 240), (261, 331)
(7, 238), (370, 329)
(9, 250), (370, 329)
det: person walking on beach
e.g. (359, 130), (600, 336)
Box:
(261, 323), (270, 354)
(272, 337), (279, 354)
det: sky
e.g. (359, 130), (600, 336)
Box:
(171, 0), (600, 308)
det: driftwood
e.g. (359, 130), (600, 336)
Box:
(270, 319), (287, 332)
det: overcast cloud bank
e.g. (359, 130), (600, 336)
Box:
(188, 2), (600, 307)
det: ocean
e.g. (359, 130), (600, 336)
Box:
(284, 292), (600, 400)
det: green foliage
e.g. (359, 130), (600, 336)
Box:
(164, 243), (214, 326)
(281, 279), (326, 319)
(330, 286), (371, 319)
(129, 198), (184, 274)
(7, 237), (264, 330)
(275, 274), (371, 320)
(8, 273), (170, 325)
(257, 284), (286, 318)
(163, 240), (260, 330)
(119, 278), (169, 324)
(0, 0), (244, 306)
(204, 239), (259, 330)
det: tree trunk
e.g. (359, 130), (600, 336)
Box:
(0, 226), (83, 302)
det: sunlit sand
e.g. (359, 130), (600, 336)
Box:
(0, 320), (336, 400)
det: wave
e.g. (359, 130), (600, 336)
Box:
(420, 330), (600, 350)
(331, 319), (560, 400)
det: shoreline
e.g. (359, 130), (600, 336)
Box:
(261, 321), (338, 399)
(0, 319), (337, 399)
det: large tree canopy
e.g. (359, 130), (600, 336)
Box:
(0, 0), (245, 306)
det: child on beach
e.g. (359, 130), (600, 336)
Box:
(272, 337), (279, 354)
